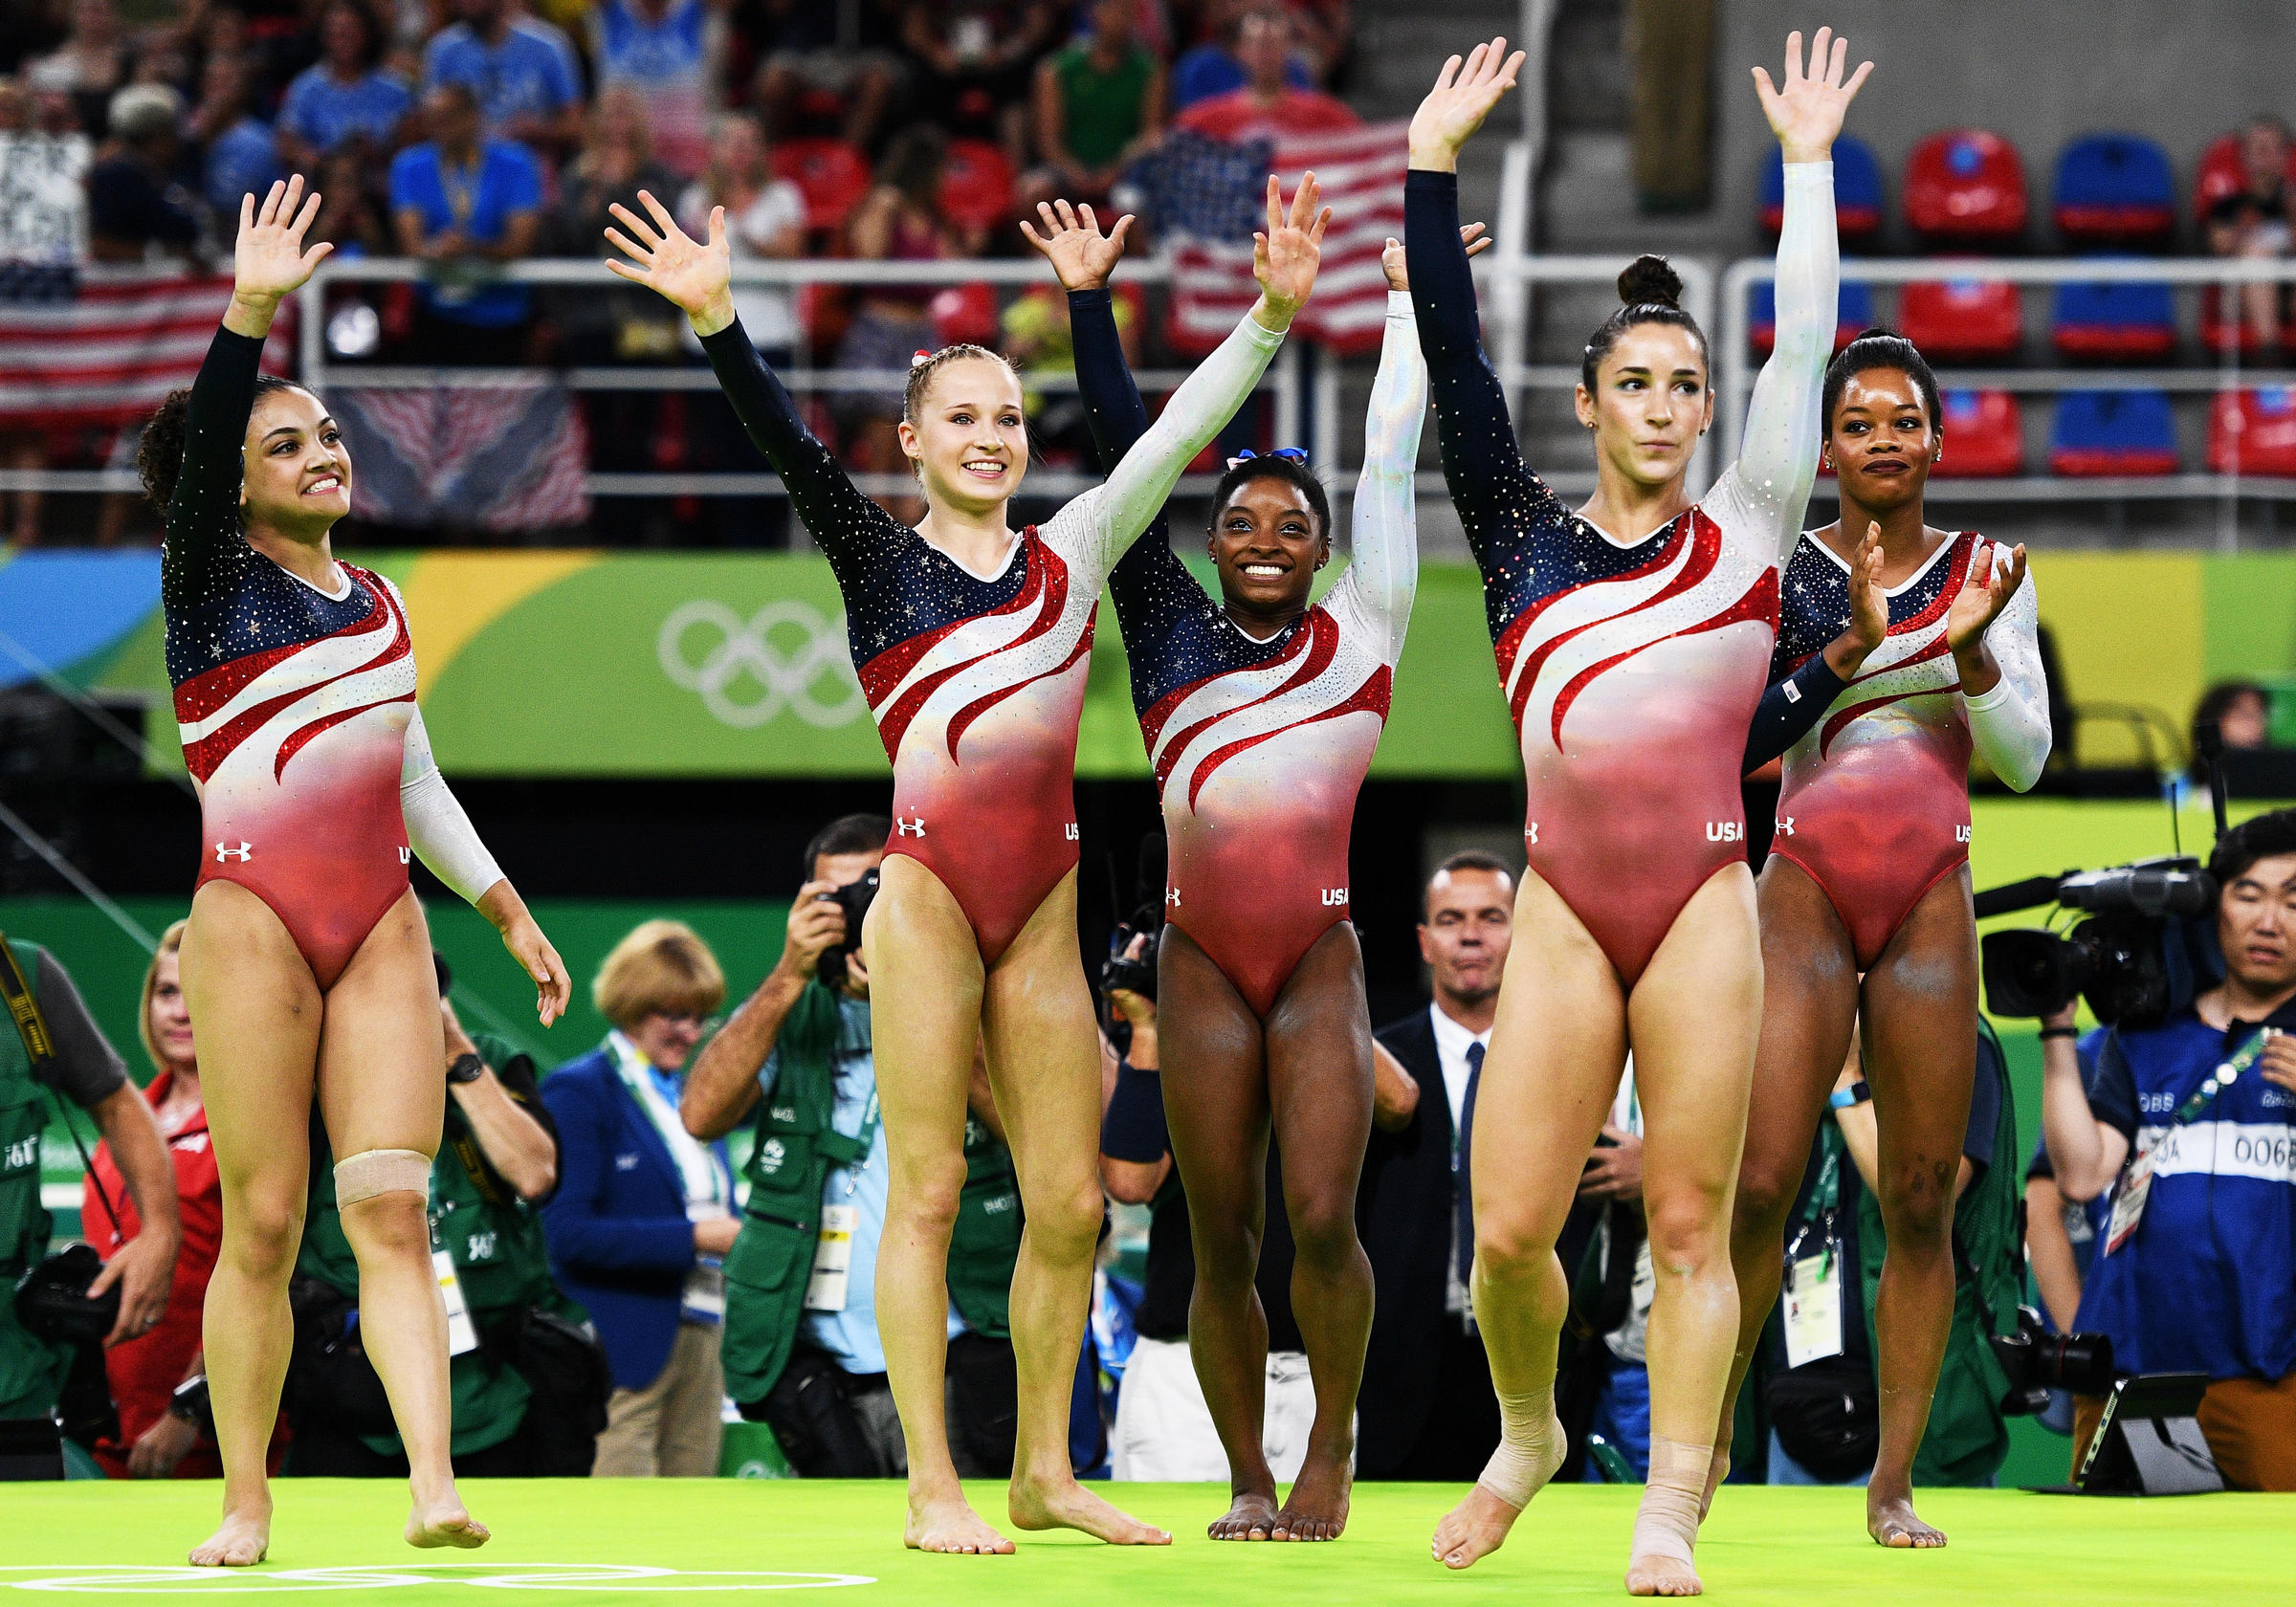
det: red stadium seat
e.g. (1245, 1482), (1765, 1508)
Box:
(1904, 129), (2028, 245)
(939, 139), (1018, 233)
(2192, 132), (2296, 221)
(1933, 389), (2025, 477)
(768, 137), (872, 235)
(931, 281), (1000, 348)
(2210, 387), (2296, 475)
(1899, 275), (2022, 361)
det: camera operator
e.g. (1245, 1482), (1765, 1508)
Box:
(682, 816), (1023, 1479)
(0, 936), (177, 1481)
(2042, 807), (2296, 1491)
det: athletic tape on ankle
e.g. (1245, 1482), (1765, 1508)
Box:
(1477, 1388), (1565, 1508)
(335, 1148), (430, 1205)
(1630, 1436), (1713, 1567)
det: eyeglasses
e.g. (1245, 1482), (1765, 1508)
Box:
(649, 1011), (716, 1031)
(1225, 446), (1310, 469)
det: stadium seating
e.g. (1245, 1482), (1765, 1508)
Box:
(938, 139), (1018, 233)
(1933, 389), (2025, 476)
(768, 137), (873, 235)
(2194, 130), (2296, 221)
(2053, 133), (2176, 247)
(1747, 275), (1873, 356)
(2050, 389), (2181, 476)
(2209, 387), (2296, 474)
(1761, 136), (1884, 243)
(1900, 275), (2022, 360)
(930, 281), (1001, 348)
(1904, 129), (2029, 245)
(2052, 271), (2177, 360)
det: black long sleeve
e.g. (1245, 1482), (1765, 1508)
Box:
(697, 316), (889, 564)
(1743, 654), (1848, 774)
(162, 325), (266, 608)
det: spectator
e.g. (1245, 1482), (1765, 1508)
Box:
(1021, 0), (1163, 214)
(588, 0), (726, 181)
(999, 279), (1140, 466)
(1168, 0), (1314, 111)
(288, 964), (583, 1478)
(2205, 116), (2292, 351)
(541, 920), (736, 1479)
(308, 142), (389, 255)
(1355, 851), (1512, 1479)
(901, 0), (1056, 163)
(2043, 806), (2296, 1490)
(747, 0), (902, 149)
(548, 87), (676, 263)
(2193, 678), (2271, 785)
(276, 0), (411, 173)
(682, 817), (1024, 1478)
(421, 0), (584, 161)
(25, 0), (129, 139)
(0, 936), (179, 1480)
(1172, 5), (1355, 142)
(188, 51), (281, 219)
(87, 83), (203, 264)
(388, 79), (543, 363)
(0, 75), (92, 548)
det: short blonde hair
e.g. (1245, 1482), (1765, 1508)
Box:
(139, 920), (188, 1074)
(592, 919), (725, 1030)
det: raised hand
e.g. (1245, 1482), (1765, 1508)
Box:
(605, 189), (735, 335)
(1947, 539), (2027, 657)
(1252, 171), (1330, 329)
(1845, 520), (1888, 652)
(1383, 223), (1489, 292)
(1020, 199), (1135, 293)
(1408, 39), (1525, 171)
(227, 176), (332, 334)
(1753, 27), (1872, 165)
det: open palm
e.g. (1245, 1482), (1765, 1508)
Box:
(1946, 541), (2027, 654)
(605, 189), (732, 325)
(1844, 521), (1888, 651)
(234, 176), (332, 302)
(1253, 171), (1329, 319)
(1753, 28), (1872, 164)
(1021, 200), (1134, 292)
(1408, 39), (1525, 165)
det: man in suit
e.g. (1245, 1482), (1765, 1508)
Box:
(1357, 850), (1513, 1479)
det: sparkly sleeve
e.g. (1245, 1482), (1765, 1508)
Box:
(1404, 169), (1571, 580)
(1964, 556), (2050, 791)
(163, 325), (266, 608)
(1336, 291), (1426, 665)
(697, 316), (900, 575)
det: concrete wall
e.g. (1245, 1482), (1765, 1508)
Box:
(1715, 1), (2296, 250)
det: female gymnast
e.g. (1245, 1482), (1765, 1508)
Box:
(1722, 329), (2049, 1546)
(1023, 201), (1461, 1542)
(1403, 31), (1866, 1594)
(145, 178), (570, 1566)
(606, 181), (1325, 1552)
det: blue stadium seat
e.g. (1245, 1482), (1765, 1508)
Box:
(1761, 136), (1883, 243)
(1747, 275), (1872, 357)
(2052, 269), (2176, 361)
(2053, 133), (2176, 247)
(2050, 390), (2180, 476)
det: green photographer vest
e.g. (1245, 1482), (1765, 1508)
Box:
(720, 981), (1023, 1406)
(0, 941), (69, 1420)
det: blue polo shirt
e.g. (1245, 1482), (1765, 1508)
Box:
(203, 117), (282, 215)
(279, 65), (412, 155)
(2075, 999), (2296, 1381)
(386, 139), (542, 326)
(421, 19), (582, 137)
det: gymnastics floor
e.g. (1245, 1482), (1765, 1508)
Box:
(0, 1480), (2280, 1604)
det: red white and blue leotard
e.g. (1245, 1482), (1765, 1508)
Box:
(1768, 529), (2049, 966)
(1405, 163), (1839, 982)
(698, 309), (1286, 963)
(166, 328), (502, 988)
(1071, 287), (1426, 1014)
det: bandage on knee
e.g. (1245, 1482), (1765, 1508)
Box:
(1630, 1436), (1712, 1568)
(1477, 1385), (1567, 1509)
(335, 1148), (430, 1206)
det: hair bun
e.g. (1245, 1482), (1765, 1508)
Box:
(1617, 253), (1684, 311)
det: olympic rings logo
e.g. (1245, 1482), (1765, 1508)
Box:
(656, 600), (868, 731)
(0, 1564), (875, 1594)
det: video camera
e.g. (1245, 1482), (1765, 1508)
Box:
(814, 868), (878, 990)
(1977, 858), (2217, 1026)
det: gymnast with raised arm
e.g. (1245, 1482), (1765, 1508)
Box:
(145, 177), (569, 1567)
(1403, 31), (1866, 1596)
(606, 179), (1324, 1552)
(1022, 199), (1456, 1542)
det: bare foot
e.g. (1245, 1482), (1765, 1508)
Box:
(1625, 1555), (1703, 1596)
(1430, 1486), (1523, 1571)
(1207, 1490), (1280, 1542)
(1272, 1452), (1351, 1542)
(405, 1500), (490, 1550)
(1697, 1445), (1732, 1522)
(905, 1494), (1016, 1555)
(1867, 1488), (1946, 1549)
(188, 1511), (269, 1568)
(1009, 1473), (1171, 1546)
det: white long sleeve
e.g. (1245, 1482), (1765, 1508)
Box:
(400, 708), (506, 905)
(1708, 160), (1836, 563)
(1964, 556), (2051, 790)
(1339, 290), (1427, 665)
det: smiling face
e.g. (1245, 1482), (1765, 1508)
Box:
(897, 357), (1029, 515)
(1209, 473), (1325, 619)
(1576, 321), (1711, 492)
(2219, 850), (2296, 994)
(240, 385), (352, 530)
(1826, 366), (1938, 514)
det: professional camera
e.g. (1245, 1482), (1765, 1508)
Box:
(1099, 833), (1167, 1004)
(814, 868), (879, 990)
(1977, 858), (2216, 1027)
(1989, 1304), (2117, 1415)
(11, 1243), (119, 1348)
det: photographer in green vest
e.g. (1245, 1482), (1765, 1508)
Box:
(681, 816), (1024, 1478)
(287, 952), (603, 1477)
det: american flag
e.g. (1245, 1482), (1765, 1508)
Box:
(0, 267), (296, 429)
(1142, 122), (1410, 356)
(329, 380), (589, 531)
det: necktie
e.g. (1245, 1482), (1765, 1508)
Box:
(1454, 1040), (1485, 1287)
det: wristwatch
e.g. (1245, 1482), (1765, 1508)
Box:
(447, 1051), (487, 1086)
(1828, 1079), (1873, 1111)
(168, 1374), (210, 1426)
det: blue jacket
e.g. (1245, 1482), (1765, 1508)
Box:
(539, 1046), (725, 1392)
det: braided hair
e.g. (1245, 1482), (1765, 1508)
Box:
(1579, 254), (1708, 392)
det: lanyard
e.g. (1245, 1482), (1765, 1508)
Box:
(607, 1031), (727, 1210)
(2155, 1026), (2273, 1133)
(837, 1089), (881, 1198)
(1784, 1138), (1843, 1273)
(440, 155), (478, 229)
